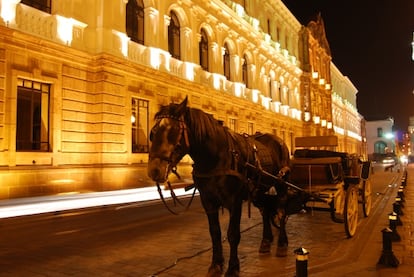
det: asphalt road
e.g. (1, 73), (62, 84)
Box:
(0, 165), (401, 276)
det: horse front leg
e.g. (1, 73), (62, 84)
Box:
(276, 207), (288, 257)
(225, 202), (242, 277)
(206, 210), (224, 277)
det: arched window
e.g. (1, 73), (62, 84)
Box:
(21, 0), (51, 13)
(374, 141), (387, 154)
(168, 11), (181, 60)
(269, 78), (273, 99)
(199, 29), (209, 71)
(223, 43), (231, 81)
(242, 55), (250, 88)
(126, 0), (144, 44)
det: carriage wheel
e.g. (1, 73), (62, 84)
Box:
(362, 179), (372, 217)
(344, 185), (359, 238)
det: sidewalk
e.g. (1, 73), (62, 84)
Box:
(374, 164), (414, 276)
(312, 164), (414, 277)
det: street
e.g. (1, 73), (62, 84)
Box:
(0, 167), (402, 276)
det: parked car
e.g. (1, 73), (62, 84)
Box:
(381, 156), (396, 166)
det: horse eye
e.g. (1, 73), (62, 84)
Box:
(167, 127), (180, 143)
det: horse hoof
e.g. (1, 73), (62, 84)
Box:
(259, 239), (272, 253)
(225, 270), (240, 277)
(207, 264), (223, 277)
(276, 246), (288, 257)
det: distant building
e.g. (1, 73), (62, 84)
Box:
(365, 117), (395, 161)
(412, 32), (414, 60)
(408, 116), (414, 156)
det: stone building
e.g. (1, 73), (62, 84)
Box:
(0, 0), (362, 199)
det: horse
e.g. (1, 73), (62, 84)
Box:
(147, 97), (291, 277)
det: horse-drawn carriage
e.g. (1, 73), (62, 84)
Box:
(288, 135), (372, 238)
(147, 97), (372, 276)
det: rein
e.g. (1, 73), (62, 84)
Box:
(156, 180), (197, 215)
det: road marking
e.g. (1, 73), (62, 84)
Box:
(54, 229), (80, 236)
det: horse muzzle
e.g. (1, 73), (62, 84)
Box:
(147, 158), (170, 183)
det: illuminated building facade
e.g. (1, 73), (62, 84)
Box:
(0, 0), (363, 199)
(330, 63), (364, 155)
(298, 14), (333, 137)
(408, 116), (414, 156)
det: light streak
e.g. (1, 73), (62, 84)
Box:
(0, 184), (197, 219)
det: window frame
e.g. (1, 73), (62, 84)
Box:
(16, 78), (51, 152)
(199, 29), (209, 71)
(131, 98), (149, 153)
(242, 55), (250, 88)
(168, 11), (181, 60)
(20, 0), (51, 13)
(223, 43), (231, 81)
(126, 0), (145, 45)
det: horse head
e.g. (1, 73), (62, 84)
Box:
(147, 97), (190, 183)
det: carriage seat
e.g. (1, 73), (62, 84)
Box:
(294, 149), (351, 174)
(290, 156), (343, 187)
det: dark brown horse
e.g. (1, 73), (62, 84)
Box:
(147, 97), (291, 277)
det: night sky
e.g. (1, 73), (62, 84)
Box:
(282, 0), (414, 132)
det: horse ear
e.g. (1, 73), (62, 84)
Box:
(176, 96), (188, 115)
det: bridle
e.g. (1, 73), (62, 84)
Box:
(149, 113), (194, 215)
(150, 114), (190, 176)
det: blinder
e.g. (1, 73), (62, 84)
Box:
(149, 114), (190, 173)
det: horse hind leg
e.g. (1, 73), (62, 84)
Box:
(259, 206), (273, 254)
(276, 209), (288, 257)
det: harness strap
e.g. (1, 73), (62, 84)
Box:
(179, 120), (190, 149)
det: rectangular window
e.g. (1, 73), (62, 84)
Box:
(20, 0), (51, 13)
(16, 79), (50, 152)
(247, 122), (254, 135)
(132, 98), (149, 153)
(228, 118), (237, 132)
(377, 128), (383, 138)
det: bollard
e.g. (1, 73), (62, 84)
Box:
(395, 196), (404, 208)
(393, 201), (403, 216)
(401, 175), (407, 187)
(388, 212), (401, 242)
(395, 211), (403, 226)
(398, 187), (405, 202)
(378, 228), (399, 267)
(294, 247), (309, 277)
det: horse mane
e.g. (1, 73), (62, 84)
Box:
(155, 103), (227, 143)
(186, 107), (226, 143)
